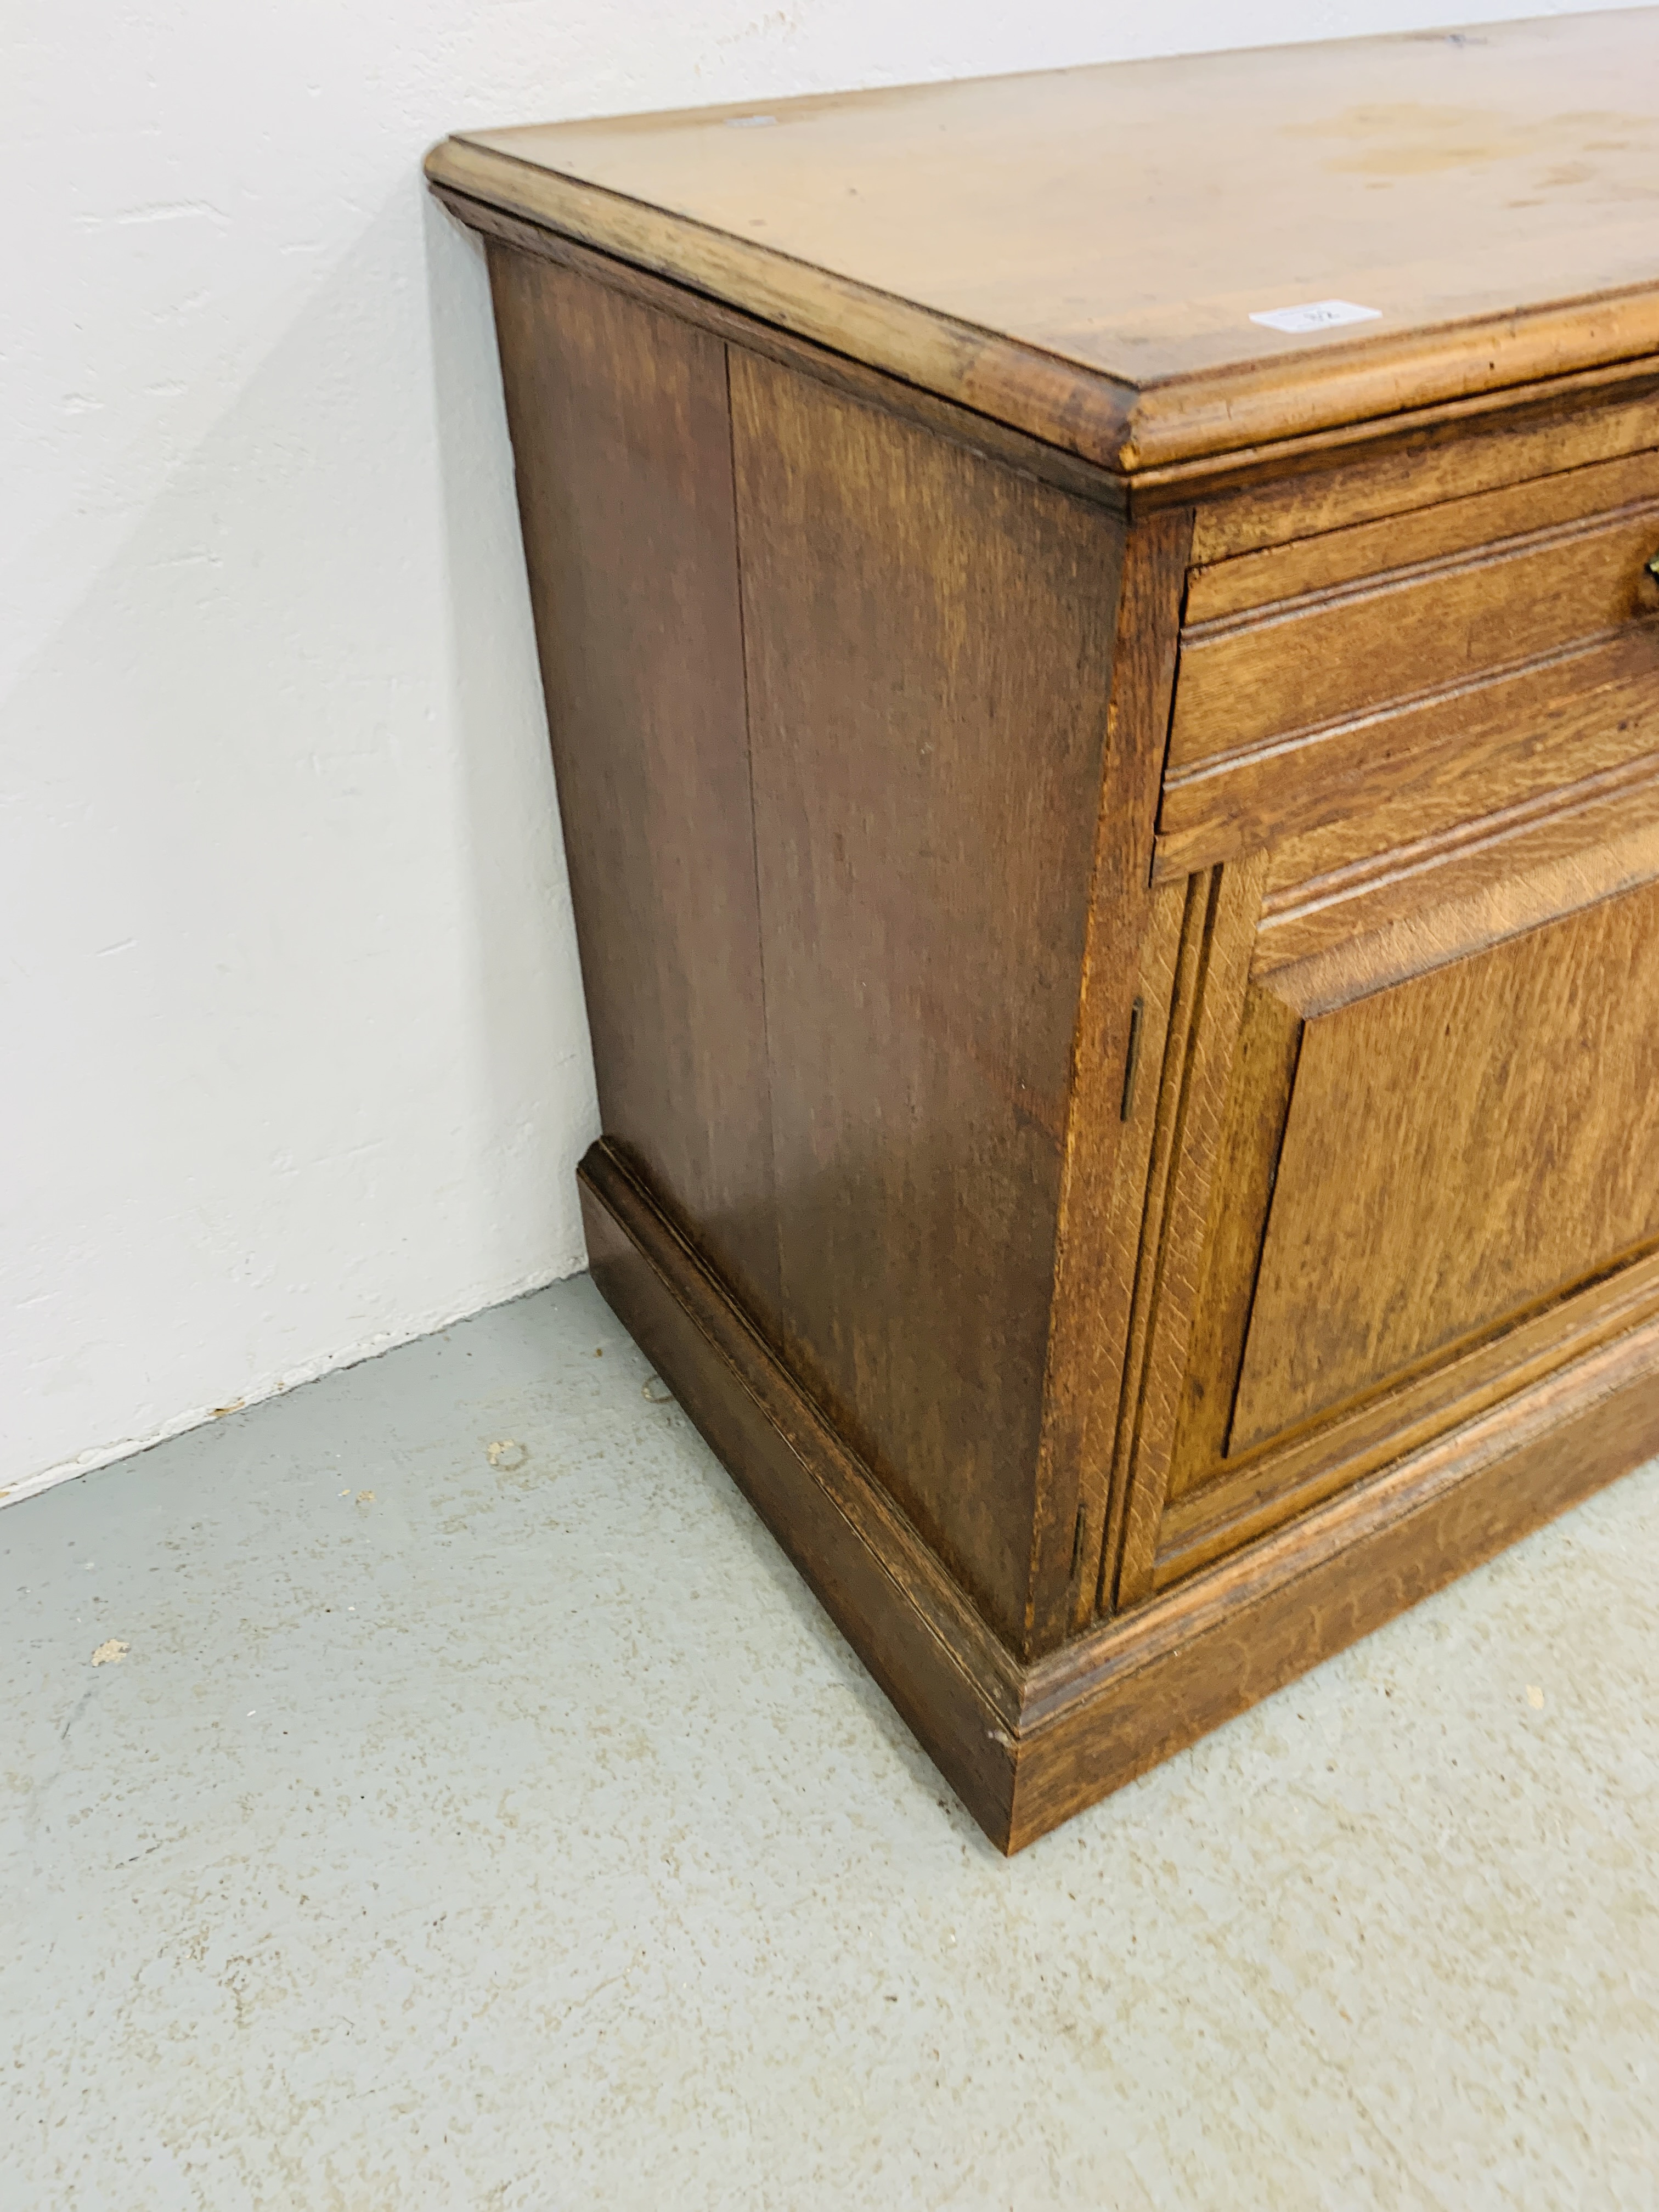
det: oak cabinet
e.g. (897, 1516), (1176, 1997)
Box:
(428, 11), (1659, 1850)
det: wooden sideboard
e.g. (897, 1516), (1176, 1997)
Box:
(427, 11), (1659, 1851)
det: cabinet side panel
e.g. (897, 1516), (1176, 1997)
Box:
(487, 244), (780, 1319)
(729, 351), (1122, 1644)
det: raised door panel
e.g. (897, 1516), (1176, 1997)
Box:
(1231, 877), (1659, 1453)
(1113, 837), (1659, 1607)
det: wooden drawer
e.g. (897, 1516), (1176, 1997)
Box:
(1159, 451), (1659, 877)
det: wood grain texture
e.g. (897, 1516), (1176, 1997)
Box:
(435, 188), (1130, 520)
(1187, 445), (1659, 624)
(1163, 983), (1304, 1500)
(1255, 755), (1659, 1016)
(1156, 623), (1659, 881)
(729, 348), (1121, 1651)
(445, 169), (1659, 506)
(1233, 875), (1659, 1451)
(578, 1139), (1023, 1847)
(1189, 384), (1659, 562)
(1255, 645), (1659, 895)
(1011, 1301), (1659, 1848)
(1091, 885), (1188, 1629)
(1108, 856), (1268, 1611)
(1026, 510), (1193, 1649)
(429, 145), (1136, 474)
(430, 12), (1659, 471)
(488, 247), (781, 1321)
(1156, 1249), (1659, 1588)
(1170, 493), (1659, 770)
(456, 36), (1659, 1841)
(578, 1126), (1659, 1854)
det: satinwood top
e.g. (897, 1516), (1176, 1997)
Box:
(426, 9), (1659, 475)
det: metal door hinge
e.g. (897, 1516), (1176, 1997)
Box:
(1119, 996), (1145, 1120)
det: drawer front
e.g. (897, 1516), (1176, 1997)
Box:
(1158, 450), (1659, 878)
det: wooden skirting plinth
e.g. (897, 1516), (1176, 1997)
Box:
(580, 1137), (1659, 1855)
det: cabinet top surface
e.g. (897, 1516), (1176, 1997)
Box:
(430, 10), (1659, 471)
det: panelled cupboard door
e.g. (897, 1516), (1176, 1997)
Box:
(1233, 897), (1659, 1450)
(1110, 862), (1659, 1607)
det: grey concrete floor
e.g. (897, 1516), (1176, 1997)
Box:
(6, 1276), (1659, 2211)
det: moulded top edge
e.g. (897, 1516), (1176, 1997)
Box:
(426, 12), (1659, 474)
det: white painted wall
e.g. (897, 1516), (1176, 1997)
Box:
(3, 0), (1618, 1502)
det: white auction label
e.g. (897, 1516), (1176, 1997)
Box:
(1256, 303), (1380, 336)
(1249, 300), (1382, 334)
